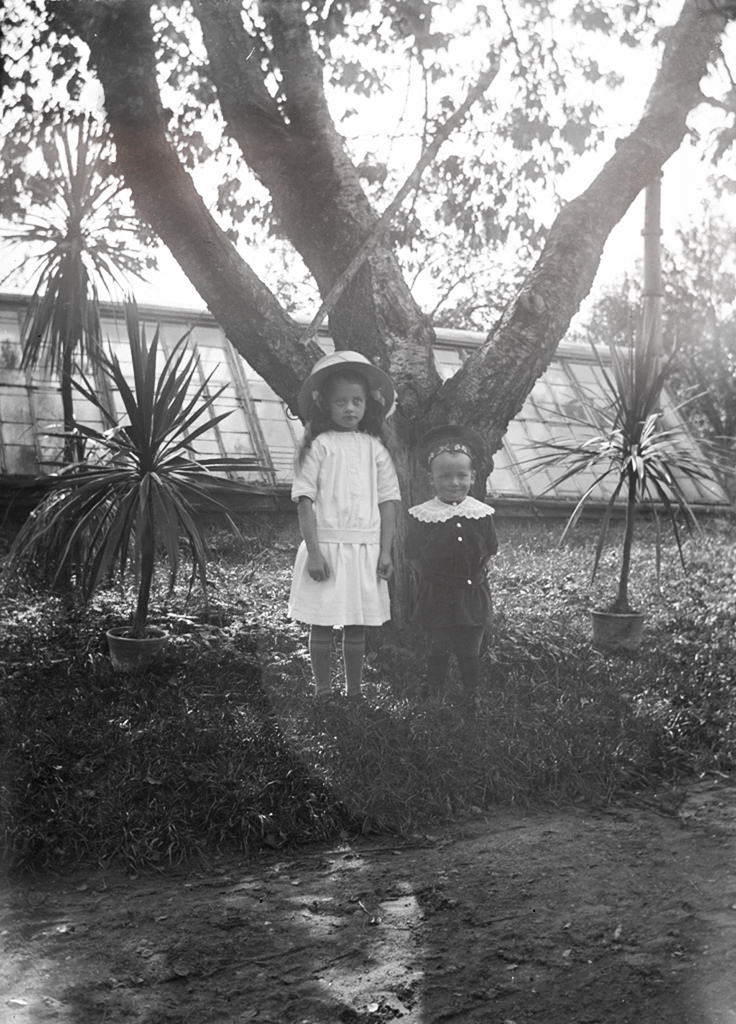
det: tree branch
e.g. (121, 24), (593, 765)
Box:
(297, 53), (501, 347)
(195, 0), (375, 286)
(438, 0), (729, 472)
(193, 0), (440, 412)
(191, 0), (289, 150)
(700, 91), (736, 111)
(403, 56), (430, 243)
(55, 0), (322, 409)
(260, 0), (332, 132)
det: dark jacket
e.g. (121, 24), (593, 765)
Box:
(406, 509), (498, 628)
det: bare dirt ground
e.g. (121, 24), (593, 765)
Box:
(2, 776), (736, 1024)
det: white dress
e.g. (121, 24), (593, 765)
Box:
(288, 431), (401, 626)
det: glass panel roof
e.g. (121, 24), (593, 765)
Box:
(0, 297), (730, 508)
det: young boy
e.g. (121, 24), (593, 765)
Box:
(406, 425), (498, 710)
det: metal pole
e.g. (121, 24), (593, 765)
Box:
(641, 173), (663, 359)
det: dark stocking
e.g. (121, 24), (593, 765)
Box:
(426, 650), (450, 698)
(457, 656), (480, 703)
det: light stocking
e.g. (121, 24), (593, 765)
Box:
(309, 625), (333, 696)
(342, 625), (365, 698)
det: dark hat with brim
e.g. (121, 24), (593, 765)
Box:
(418, 424), (487, 468)
(297, 350), (396, 421)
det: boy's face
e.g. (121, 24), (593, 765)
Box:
(429, 450), (475, 503)
(326, 377), (367, 430)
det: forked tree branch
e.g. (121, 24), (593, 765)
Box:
(192, 0), (288, 145)
(297, 53), (501, 347)
(439, 0), (730, 473)
(260, 0), (332, 132)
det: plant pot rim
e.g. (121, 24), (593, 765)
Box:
(106, 625), (169, 640)
(591, 608), (643, 618)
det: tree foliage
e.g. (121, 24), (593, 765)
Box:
(664, 215), (736, 445)
(1, 117), (153, 352)
(573, 210), (736, 448)
(0, 116), (153, 458)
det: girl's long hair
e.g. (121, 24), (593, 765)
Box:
(297, 368), (389, 464)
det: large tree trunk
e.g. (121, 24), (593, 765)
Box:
(53, 0), (727, 624)
(191, 0), (440, 407)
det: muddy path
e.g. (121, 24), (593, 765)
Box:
(2, 777), (736, 1024)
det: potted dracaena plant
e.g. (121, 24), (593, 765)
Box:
(524, 332), (725, 652)
(5, 300), (268, 670)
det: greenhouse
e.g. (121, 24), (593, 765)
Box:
(0, 292), (729, 514)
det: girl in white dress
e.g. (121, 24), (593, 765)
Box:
(288, 351), (401, 701)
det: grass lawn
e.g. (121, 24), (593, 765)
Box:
(1, 514), (734, 871)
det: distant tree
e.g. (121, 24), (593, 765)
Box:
(1, 117), (152, 460)
(570, 275), (642, 350)
(571, 211), (736, 488)
(664, 216), (736, 448)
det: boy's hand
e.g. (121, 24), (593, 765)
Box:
(377, 555), (393, 581)
(307, 551), (330, 582)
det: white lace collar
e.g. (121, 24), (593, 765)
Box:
(408, 495), (495, 523)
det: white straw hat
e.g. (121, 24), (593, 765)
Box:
(297, 350), (396, 420)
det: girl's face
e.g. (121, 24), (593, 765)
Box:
(429, 450), (475, 503)
(326, 376), (367, 430)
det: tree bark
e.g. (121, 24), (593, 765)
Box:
(298, 54), (501, 349)
(54, 0), (324, 413)
(192, 0), (440, 411)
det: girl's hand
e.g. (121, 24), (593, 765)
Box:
(307, 551), (330, 582)
(377, 554), (393, 581)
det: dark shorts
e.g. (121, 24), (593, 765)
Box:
(428, 625), (486, 657)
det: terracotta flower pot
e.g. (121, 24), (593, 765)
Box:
(106, 626), (169, 672)
(591, 610), (645, 653)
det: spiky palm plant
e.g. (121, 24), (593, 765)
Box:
(1, 117), (149, 461)
(525, 335), (724, 613)
(6, 301), (267, 637)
